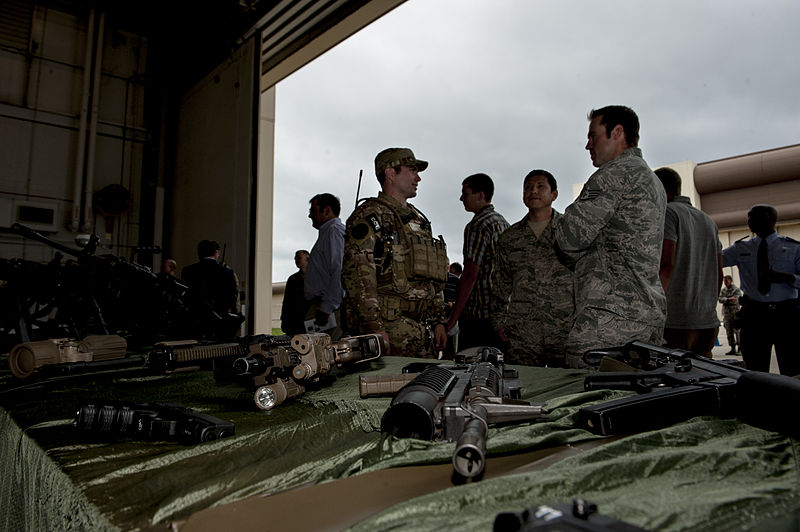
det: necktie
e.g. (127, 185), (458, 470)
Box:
(757, 238), (770, 294)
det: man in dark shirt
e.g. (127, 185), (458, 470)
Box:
(181, 239), (238, 315)
(280, 250), (310, 335)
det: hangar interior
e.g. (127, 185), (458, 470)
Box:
(0, 0), (404, 336)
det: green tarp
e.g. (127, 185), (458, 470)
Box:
(1, 356), (799, 531)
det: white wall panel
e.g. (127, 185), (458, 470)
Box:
(0, 52), (27, 105)
(27, 58), (83, 115)
(27, 125), (76, 199)
(0, 118), (32, 193)
(36, 9), (84, 65)
(171, 40), (256, 327)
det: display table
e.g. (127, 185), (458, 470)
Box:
(1, 355), (798, 531)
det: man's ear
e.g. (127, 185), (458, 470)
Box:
(552, 189), (559, 202)
(612, 124), (624, 141)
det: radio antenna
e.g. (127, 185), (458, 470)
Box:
(354, 169), (364, 209)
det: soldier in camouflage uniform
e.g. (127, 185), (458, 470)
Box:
(341, 147), (449, 358)
(491, 170), (574, 367)
(718, 274), (742, 354)
(553, 106), (666, 368)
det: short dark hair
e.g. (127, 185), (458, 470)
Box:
(310, 193), (341, 216)
(449, 262), (462, 275)
(462, 173), (495, 202)
(523, 169), (557, 192)
(749, 204), (778, 224)
(197, 239), (220, 258)
(376, 166), (400, 186)
(723, 274), (733, 282)
(589, 105), (640, 147)
(655, 167), (681, 197)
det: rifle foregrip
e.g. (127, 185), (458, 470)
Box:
(736, 371), (800, 439)
(358, 374), (416, 398)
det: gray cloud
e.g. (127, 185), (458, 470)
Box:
(272, 0), (800, 282)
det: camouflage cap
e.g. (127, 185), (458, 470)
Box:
(374, 147), (429, 177)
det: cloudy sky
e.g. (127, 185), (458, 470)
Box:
(271, 0), (800, 283)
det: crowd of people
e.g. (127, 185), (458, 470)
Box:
(279, 105), (800, 375)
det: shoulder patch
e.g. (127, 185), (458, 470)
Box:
(582, 187), (601, 200)
(351, 223), (370, 240)
(366, 214), (382, 234)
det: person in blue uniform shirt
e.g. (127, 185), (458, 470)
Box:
(722, 204), (800, 375)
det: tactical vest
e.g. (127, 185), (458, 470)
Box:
(370, 196), (448, 296)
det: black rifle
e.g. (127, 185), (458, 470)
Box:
(148, 332), (386, 410)
(74, 401), (234, 444)
(378, 347), (546, 480)
(494, 498), (647, 532)
(579, 341), (800, 438)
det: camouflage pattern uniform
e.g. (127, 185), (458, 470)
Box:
(718, 282), (742, 351)
(553, 147), (666, 368)
(342, 192), (448, 357)
(491, 211), (574, 367)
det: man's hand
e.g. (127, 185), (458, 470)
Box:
(433, 324), (447, 351)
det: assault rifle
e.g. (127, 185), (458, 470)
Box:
(74, 401), (234, 444)
(579, 341), (800, 438)
(373, 347), (546, 480)
(4, 333), (385, 412)
(148, 332), (386, 410)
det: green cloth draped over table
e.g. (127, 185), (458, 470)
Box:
(1, 356), (799, 531)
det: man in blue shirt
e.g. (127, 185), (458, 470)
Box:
(305, 193), (345, 339)
(722, 204), (800, 375)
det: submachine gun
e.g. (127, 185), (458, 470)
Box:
(368, 347), (547, 480)
(579, 341), (800, 438)
(148, 332), (386, 410)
